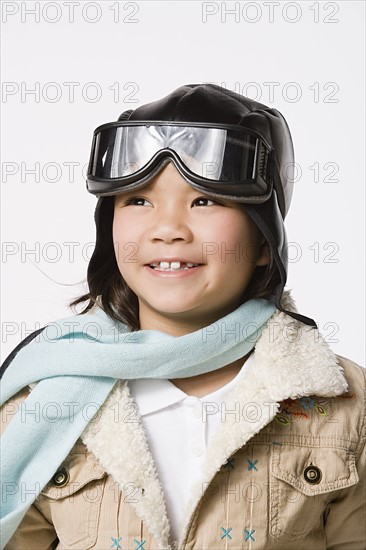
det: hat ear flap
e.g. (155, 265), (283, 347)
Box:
(118, 109), (134, 121)
(244, 194), (317, 328)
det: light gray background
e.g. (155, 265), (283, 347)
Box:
(1, 0), (365, 365)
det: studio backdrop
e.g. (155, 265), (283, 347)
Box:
(1, 0), (365, 365)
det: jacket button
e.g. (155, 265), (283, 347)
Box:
(51, 468), (70, 487)
(304, 464), (322, 484)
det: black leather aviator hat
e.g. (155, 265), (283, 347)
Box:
(88, 83), (317, 328)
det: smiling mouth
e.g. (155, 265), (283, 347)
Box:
(147, 261), (202, 271)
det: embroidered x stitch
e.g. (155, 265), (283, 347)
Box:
(220, 527), (232, 539)
(247, 459), (258, 471)
(244, 528), (256, 541)
(111, 536), (122, 549)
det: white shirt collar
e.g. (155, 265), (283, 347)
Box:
(128, 353), (254, 416)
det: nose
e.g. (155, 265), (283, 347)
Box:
(149, 206), (194, 244)
(144, 160), (195, 243)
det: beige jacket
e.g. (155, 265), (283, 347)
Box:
(1, 291), (365, 550)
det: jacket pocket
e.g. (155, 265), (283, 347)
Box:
(40, 444), (107, 549)
(269, 443), (359, 542)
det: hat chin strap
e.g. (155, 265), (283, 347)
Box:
(244, 193), (318, 329)
(272, 283), (318, 328)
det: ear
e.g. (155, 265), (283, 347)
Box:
(255, 239), (271, 267)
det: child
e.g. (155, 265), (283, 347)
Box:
(1, 83), (365, 550)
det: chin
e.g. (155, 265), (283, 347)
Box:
(150, 304), (200, 317)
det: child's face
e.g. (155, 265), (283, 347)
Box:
(113, 161), (269, 334)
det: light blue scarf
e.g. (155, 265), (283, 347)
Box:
(0, 298), (276, 548)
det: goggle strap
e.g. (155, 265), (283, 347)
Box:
(118, 110), (134, 121)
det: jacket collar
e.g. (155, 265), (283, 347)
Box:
(80, 290), (349, 549)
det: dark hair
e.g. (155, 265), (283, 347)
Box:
(68, 196), (281, 331)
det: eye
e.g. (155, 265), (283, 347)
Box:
(124, 197), (150, 206)
(192, 196), (220, 207)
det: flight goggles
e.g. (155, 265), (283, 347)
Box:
(86, 121), (274, 201)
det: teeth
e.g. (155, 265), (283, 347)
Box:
(149, 261), (200, 270)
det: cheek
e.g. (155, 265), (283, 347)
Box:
(208, 214), (261, 267)
(113, 210), (129, 240)
(112, 213), (139, 267)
